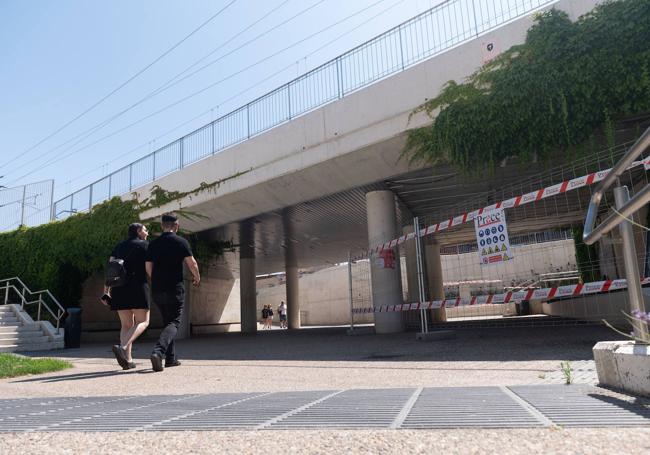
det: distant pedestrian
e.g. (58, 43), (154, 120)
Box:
(102, 223), (150, 370)
(145, 213), (200, 372)
(267, 305), (274, 329)
(261, 305), (269, 329)
(278, 301), (287, 329)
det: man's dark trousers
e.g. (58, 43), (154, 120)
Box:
(152, 284), (184, 362)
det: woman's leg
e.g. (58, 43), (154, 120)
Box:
(123, 309), (150, 356)
(117, 310), (135, 360)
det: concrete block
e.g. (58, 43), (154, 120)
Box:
(593, 341), (650, 397)
(416, 330), (456, 341)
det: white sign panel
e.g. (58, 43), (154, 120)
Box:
(474, 208), (513, 265)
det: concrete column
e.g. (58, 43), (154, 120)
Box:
(239, 219), (257, 333)
(425, 238), (447, 322)
(283, 210), (300, 329)
(366, 190), (404, 333)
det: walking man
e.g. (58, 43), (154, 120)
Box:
(145, 213), (200, 372)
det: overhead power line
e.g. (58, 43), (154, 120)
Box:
(4, 0), (314, 183)
(9, 0), (398, 185)
(0, 0), (239, 173)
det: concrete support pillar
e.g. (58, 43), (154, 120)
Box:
(366, 190), (404, 334)
(425, 238), (447, 322)
(239, 219), (257, 333)
(283, 210), (300, 329)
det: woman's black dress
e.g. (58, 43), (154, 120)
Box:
(109, 238), (150, 311)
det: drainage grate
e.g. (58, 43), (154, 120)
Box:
(401, 386), (543, 429)
(153, 391), (332, 431)
(271, 388), (416, 429)
(510, 385), (650, 427)
(0, 386), (647, 432)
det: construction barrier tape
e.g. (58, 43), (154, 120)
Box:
(351, 277), (650, 314)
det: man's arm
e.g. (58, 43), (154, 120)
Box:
(145, 261), (153, 287)
(184, 256), (200, 286)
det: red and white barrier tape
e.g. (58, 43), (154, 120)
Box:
(356, 156), (650, 259)
(351, 277), (650, 314)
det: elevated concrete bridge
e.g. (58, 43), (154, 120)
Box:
(67, 0), (604, 335)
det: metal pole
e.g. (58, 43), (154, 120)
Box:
(348, 251), (354, 332)
(414, 217), (428, 334)
(19, 185), (27, 227)
(614, 186), (649, 342)
(48, 180), (55, 221)
(37, 295), (41, 322)
(3, 283), (8, 305)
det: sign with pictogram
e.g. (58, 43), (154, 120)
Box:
(474, 208), (513, 265)
(376, 248), (396, 269)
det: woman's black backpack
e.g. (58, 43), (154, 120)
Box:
(105, 244), (136, 287)
(105, 258), (128, 287)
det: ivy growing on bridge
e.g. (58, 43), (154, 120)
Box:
(402, 0), (650, 171)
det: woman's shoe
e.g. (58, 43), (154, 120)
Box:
(112, 345), (129, 369)
(123, 361), (136, 370)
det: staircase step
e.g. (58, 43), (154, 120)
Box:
(0, 335), (50, 346)
(0, 341), (64, 353)
(0, 316), (19, 322)
(0, 325), (40, 334)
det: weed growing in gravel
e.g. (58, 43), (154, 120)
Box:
(560, 361), (573, 385)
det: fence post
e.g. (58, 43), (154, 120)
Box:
(3, 282), (8, 305)
(179, 139), (184, 169)
(398, 25), (406, 70)
(471, 0), (479, 37)
(336, 57), (344, 99)
(37, 295), (42, 322)
(414, 216), (428, 334)
(287, 84), (292, 120)
(88, 184), (93, 213)
(153, 152), (157, 180)
(348, 251), (354, 332)
(614, 186), (649, 342)
(246, 104), (251, 139)
(19, 185), (27, 227)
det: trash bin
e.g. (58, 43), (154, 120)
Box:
(64, 307), (82, 348)
(520, 301), (530, 316)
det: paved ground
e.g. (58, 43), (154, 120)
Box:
(0, 324), (648, 454)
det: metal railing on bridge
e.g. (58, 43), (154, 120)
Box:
(53, 0), (558, 220)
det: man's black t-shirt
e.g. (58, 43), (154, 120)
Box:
(146, 232), (193, 292)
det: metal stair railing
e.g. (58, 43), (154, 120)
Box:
(584, 126), (650, 342)
(0, 277), (66, 333)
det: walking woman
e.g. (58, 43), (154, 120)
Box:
(102, 223), (150, 369)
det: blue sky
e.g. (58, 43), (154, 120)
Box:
(0, 0), (437, 209)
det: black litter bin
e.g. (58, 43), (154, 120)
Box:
(64, 307), (82, 348)
(520, 301), (530, 316)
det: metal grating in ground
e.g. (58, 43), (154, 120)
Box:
(401, 386), (543, 429)
(510, 385), (650, 427)
(271, 388), (416, 429)
(0, 385), (647, 432)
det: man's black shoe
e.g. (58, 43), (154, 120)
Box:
(150, 353), (164, 372)
(165, 359), (181, 368)
(112, 345), (129, 369)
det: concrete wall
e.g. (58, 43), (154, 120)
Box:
(187, 252), (242, 335)
(257, 264), (373, 326)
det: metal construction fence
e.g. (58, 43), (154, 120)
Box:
(53, 0), (558, 220)
(348, 138), (650, 331)
(0, 180), (53, 232)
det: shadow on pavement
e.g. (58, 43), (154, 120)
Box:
(10, 369), (142, 384)
(24, 324), (625, 364)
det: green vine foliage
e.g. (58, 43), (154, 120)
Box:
(0, 199), (140, 308)
(0, 197), (231, 308)
(403, 0), (650, 171)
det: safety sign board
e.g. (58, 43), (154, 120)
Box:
(474, 208), (513, 265)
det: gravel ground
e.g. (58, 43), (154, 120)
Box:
(0, 325), (614, 398)
(0, 325), (639, 454)
(1, 428), (649, 455)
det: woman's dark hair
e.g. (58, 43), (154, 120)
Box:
(128, 223), (144, 239)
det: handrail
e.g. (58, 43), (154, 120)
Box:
(0, 277), (66, 333)
(583, 126), (650, 245)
